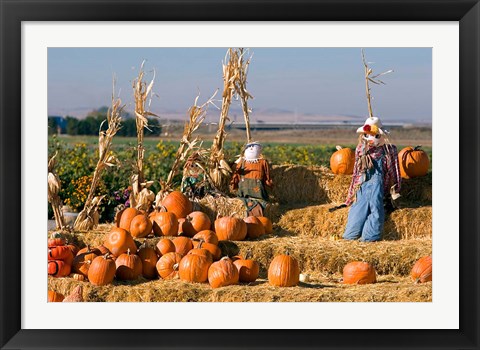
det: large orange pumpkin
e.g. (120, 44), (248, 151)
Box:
(115, 249), (143, 280)
(330, 145), (355, 175)
(104, 227), (137, 256)
(187, 248), (213, 263)
(88, 254), (116, 286)
(178, 254), (211, 283)
(151, 212), (179, 236)
(411, 256), (432, 283)
(48, 260), (71, 277)
(137, 243), (159, 279)
(48, 290), (65, 302)
(257, 217), (273, 235)
(268, 254), (300, 287)
(343, 261), (377, 284)
(208, 257), (239, 288)
(398, 146), (430, 179)
(161, 191), (193, 219)
(156, 252), (182, 279)
(214, 216), (247, 241)
(243, 216), (265, 239)
(193, 240), (222, 261)
(233, 257), (259, 283)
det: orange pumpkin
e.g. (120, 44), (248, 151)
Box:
(398, 146), (430, 179)
(268, 254), (300, 287)
(173, 236), (193, 256)
(330, 145), (355, 175)
(72, 246), (100, 277)
(193, 240), (222, 261)
(156, 238), (176, 257)
(129, 213), (153, 238)
(411, 256), (432, 283)
(48, 232), (66, 247)
(88, 254), (116, 286)
(48, 260), (71, 277)
(343, 261), (377, 284)
(161, 191), (193, 219)
(104, 227), (137, 256)
(243, 216), (265, 239)
(192, 230), (219, 245)
(187, 248), (213, 263)
(65, 241), (79, 257)
(178, 254), (211, 283)
(115, 249), (143, 280)
(151, 212), (179, 236)
(48, 246), (73, 261)
(156, 252), (182, 279)
(48, 290), (65, 302)
(180, 211), (211, 237)
(214, 216), (247, 241)
(257, 216), (273, 234)
(137, 243), (159, 279)
(117, 207), (141, 230)
(208, 257), (239, 288)
(234, 257), (259, 283)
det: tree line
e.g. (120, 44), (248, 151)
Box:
(48, 107), (162, 137)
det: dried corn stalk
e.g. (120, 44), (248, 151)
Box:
(154, 92), (218, 206)
(47, 152), (66, 230)
(74, 84), (123, 231)
(362, 49), (393, 120)
(130, 61), (159, 211)
(234, 48), (254, 143)
(208, 48), (239, 191)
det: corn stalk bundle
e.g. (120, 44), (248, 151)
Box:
(73, 88), (123, 231)
(47, 152), (66, 230)
(208, 48), (240, 191)
(234, 48), (254, 143)
(154, 92), (218, 207)
(130, 61), (159, 212)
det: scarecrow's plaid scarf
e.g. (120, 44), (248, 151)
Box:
(345, 143), (402, 206)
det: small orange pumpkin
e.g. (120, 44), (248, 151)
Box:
(48, 290), (65, 302)
(398, 146), (430, 179)
(180, 211), (211, 237)
(411, 256), (432, 283)
(192, 230), (219, 245)
(268, 254), (300, 287)
(104, 227), (137, 256)
(117, 207), (141, 230)
(48, 260), (71, 277)
(48, 246), (73, 261)
(115, 249), (143, 280)
(156, 238), (176, 257)
(137, 242), (159, 279)
(88, 254), (116, 286)
(72, 245), (100, 277)
(173, 236), (193, 256)
(156, 252), (182, 279)
(187, 248), (213, 263)
(208, 257), (239, 288)
(214, 216), (247, 241)
(193, 240), (222, 261)
(330, 145), (355, 175)
(233, 253), (259, 283)
(129, 213), (153, 238)
(343, 261), (377, 284)
(161, 191), (193, 219)
(243, 216), (265, 239)
(257, 216), (273, 235)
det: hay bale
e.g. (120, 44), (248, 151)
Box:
(277, 204), (432, 240)
(48, 274), (431, 302)
(270, 165), (431, 206)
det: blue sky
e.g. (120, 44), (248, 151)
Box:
(48, 48), (432, 123)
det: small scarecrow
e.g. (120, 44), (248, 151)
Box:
(230, 141), (273, 217)
(181, 152), (210, 200)
(332, 117), (402, 242)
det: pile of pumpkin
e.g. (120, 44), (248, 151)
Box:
(330, 145), (430, 178)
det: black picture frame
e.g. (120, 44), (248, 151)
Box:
(1, 0), (479, 349)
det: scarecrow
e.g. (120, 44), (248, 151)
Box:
(230, 141), (273, 217)
(181, 152), (210, 200)
(331, 117), (402, 242)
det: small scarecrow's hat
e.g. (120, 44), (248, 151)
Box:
(356, 117), (388, 135)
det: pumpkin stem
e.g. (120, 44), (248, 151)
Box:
(335, 145), (342, 151)
(414, 145), (422, 151)
(172, 263), (179, 271)
(245, 250), (252, 260)
(127, 248), (131, 255)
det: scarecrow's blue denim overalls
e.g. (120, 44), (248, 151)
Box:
(343, 154), (385, 242)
